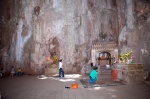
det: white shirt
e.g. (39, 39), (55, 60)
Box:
(59, 62), (62, 69)
(11, 68), (15, 73)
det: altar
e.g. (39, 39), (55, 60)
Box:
(113, 63), (144, 83)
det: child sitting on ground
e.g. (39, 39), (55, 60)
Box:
(17, 68), (23, 76)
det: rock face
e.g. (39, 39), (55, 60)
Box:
(0, 0), (150, 74)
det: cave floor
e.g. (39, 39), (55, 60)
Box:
(0, 74), (150, 99)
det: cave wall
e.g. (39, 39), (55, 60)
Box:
(0, 0), (150, 74)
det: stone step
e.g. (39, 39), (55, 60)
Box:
(100, 69), (112, 75)
(101, 72), (112, 75)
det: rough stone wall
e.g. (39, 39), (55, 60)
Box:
(0, 0), (150, 74)
(118, 0), (150, 74)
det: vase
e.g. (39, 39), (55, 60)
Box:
(127, 60), (130, 64)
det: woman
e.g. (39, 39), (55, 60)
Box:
(89, 66), (98, 83)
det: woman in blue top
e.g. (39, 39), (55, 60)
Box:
(89, 66), (98, 83)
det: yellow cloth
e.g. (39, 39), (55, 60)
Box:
(18, 69), (22, 72)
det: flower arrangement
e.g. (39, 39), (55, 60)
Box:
(120, 51), (134, 64)
(52, 54), (59, 63)
(46, 53), (59, 67)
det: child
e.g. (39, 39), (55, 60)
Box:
(10, 66), (15, 78)
(17, 68), (22, 76)
(59, 59), (64, 77)
(89, 66), (98, 84)
(0, 68), (5, 77)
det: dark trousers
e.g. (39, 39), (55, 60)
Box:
(89, 76), (97, 83)
(59, 68), (64, 77)
(17, 72), (23, 76)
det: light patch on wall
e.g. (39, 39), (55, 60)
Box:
(126, 0), (134, 29)
(88, 11), (92, 21)
(52, 19), (64, 36)
(45, 0), (50, 4)
(118, 26), (127, 43)
(53, 0), (59, 9)
(15, 3), (33, 62)
(45, 27), (52, 41)
(16, 19), (23, 62)
(114, 49), (118, 53)
(141, 49), (149, 54)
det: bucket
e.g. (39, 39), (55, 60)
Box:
(71, 83), (78, 89)
(112, 70), (118, 80)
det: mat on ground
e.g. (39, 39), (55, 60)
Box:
(80, 79), (126, 88)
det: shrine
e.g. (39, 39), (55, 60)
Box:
(92, 42), (118, 69)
